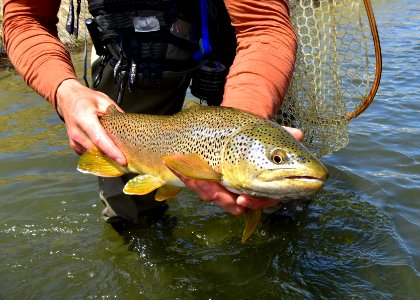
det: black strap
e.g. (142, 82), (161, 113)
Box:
(65, 0), (75, 35)
(65, 0), (82, 37)
(135, 29), (198, 53)
(74, 0), (82, 38)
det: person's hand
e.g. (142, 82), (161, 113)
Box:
(178, 126), (304, 216)
(56, 79), (127, 166)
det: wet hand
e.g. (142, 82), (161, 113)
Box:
(56, 79), (127, 166)
(181, 177), (282, 215)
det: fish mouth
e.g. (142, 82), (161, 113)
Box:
(280, 176), (326, 188)
(222, 173), (326, 201)
(285, 175), (327, 182)
(261, 175), (327, 192)
(256, 170), (328, 183)
(237, 171), (328, 201)
(231, 178), (325, 201)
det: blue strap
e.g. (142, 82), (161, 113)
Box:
(193, 0), (212, 60)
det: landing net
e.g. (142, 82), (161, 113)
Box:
(277, 0), (382, 157)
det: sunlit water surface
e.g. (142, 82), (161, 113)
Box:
(1, 0), (419, 298)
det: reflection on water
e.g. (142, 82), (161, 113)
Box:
(1, 0), (419, 298)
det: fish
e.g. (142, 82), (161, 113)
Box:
(77, 103), (328, 242)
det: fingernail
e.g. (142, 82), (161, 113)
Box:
(116, 157), (125, 166)
(236, 196), (247, 206)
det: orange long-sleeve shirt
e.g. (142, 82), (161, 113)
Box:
(3, 0), (296, 119)
(3, 0), (78, 109)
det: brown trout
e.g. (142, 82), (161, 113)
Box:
(78, 104), (328, 242)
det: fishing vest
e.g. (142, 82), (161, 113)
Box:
(84, 0), (237, 105)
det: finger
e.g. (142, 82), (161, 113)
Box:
(193, 180), (246, 216)
(96, 101), (125, 115)
(170, 168), (245, 215)
(283, 126), (304, 141)
(65, 121), (92, 154)
(82, 115), (127, 166)
(69, 139), (86, 155)
(236, 195), (280, 210)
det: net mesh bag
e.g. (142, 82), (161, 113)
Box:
(277, 0), (381, 157)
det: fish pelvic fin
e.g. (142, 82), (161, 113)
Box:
(123, 174), (164, 195)
(155, 185), (183, 201)
(162, 153), (221, 181)
(241, 209), (262, 243)
(77, 146), (127, 177)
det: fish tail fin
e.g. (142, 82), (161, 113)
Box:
(77, 146), (127, 177)
(241, 209), (262, 243)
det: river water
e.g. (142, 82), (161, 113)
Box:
(1, 0), (419, 298)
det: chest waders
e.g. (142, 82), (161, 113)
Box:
(75, 0), (236, 105)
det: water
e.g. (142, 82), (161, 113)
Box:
(1, 0), (419, 298)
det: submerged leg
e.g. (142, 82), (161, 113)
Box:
(99, 175), (167, 224)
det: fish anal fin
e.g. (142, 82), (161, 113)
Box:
(123, 175), (164, 195)
(77, 146), (126, 177)
(162, 153), (220, 181)
(241, 209), (262, 243)
(155, 185), (183, 201)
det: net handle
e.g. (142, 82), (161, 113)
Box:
(346, 0), (382, 120)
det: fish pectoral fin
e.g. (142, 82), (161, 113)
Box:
(162, 153), (221, 181)
(241, 209), (262, 243)
(77, 146), (127, 177)
(155, 185), (183, 201)
(123, 175), (164, 195)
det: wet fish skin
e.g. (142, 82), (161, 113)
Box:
(78, 104), (328, 242)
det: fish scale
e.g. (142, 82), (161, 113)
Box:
(78, 104), (328, 242)
(100, 105), (260, 171)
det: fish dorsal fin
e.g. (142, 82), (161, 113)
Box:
(155, 185), (183, 201)
(162, 153), (221, 181)
(77, 146), (127, 177)
(123, 174), (164, 195)
(241, 209), (262, 243)
(105, 105), (120, 115)
(182, 98), (201, 110)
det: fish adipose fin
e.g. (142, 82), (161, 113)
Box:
(77, 146), (127, 177)
(155, 185), (183, 201)
(123, 174), (164, 195)
(163, 153), (221, 181)
(241, 209), (262, 243)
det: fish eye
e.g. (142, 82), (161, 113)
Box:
(270, 149), (287, 164)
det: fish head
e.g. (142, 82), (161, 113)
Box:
(221, 120), (328, 201)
